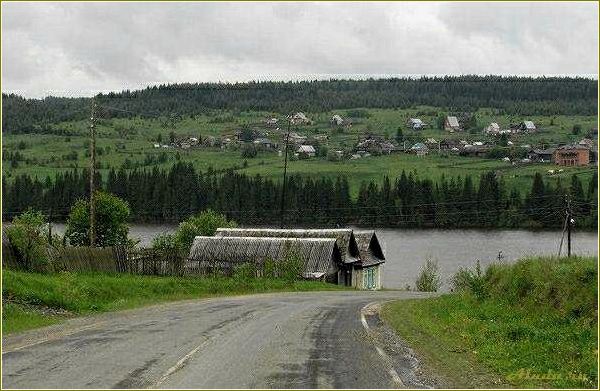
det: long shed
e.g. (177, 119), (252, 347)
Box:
(215, 228), (360, 263)
(187, 236), (341, 280)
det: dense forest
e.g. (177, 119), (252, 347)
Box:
(3, 76), (598, 134)
(3, 162), (597, 230)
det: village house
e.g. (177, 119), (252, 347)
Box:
(439, 139), (460, 151)
(528, 148), (556, 163)
(579, 138), (596, 149)
(330, 114), (344, 126)
(355, 137), (396, 155)
(297, 145), (316, 157)
(409, 142), (429, 156)
(484, 122), (500, 135)
(512, 120), (537, 133)
(460, 144), (491, 158)
(265, 117), (279, 127)
(253, 138), (277, 150)
(424, 138), (438, 150)
(408, 118), (425, 130)
(291, 112), (311, 125)
(287, 132), (307, 145)
(444, 116), (461, 132)
(553, 145), (590, 166)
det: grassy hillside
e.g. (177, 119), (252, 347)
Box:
(382, 256), (598, 389)
(3, 107), (597, 196)
(2, 270), (344, 334)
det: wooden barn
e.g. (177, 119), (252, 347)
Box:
(215, 228), (360, 262)
(193, 228), (386, 289)
(187, 236), (342, 280)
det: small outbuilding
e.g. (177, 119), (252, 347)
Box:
(352, 231), (386, 290)
(297, 145), (316, 157)
(410, 142), (429, 156)
(444, 116), (461, 132)
(408, 118), (425, 130)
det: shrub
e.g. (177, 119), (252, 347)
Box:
(174, 209), (237, 251)
(415, 258), (441, 292)
(452, 260), (488, 300)
(151, 233), (179, 251)
(65, 192), (131, 247)
(233, 262), (257, 281)
(6, 210), (50, 272)
(280, 251), (305, 282)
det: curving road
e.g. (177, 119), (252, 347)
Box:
(2, 291), (437, 389)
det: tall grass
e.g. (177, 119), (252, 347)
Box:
(383, 256), (598, 388)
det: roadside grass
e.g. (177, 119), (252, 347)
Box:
(2, 269), (345, 335)
(2, 302), (65, 334)
(381, 256), (598, 389)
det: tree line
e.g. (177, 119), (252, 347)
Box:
(3, 76), (597, 134)
(3, 162), (597, 229)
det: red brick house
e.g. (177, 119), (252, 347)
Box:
(553, 145), (590, 166)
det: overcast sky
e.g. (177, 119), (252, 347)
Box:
(2, 1), (598, 98)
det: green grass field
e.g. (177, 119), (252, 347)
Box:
(382, 256), (598, 389)
(3, 106), (597, 195)
(1, 270), (344, 335)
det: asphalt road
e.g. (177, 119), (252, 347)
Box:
(2, 291), (438, 389)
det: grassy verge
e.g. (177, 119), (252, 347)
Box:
(2, 270), (345, 335)
(382, 256), (598, 389)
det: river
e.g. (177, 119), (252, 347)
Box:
(49, 223), (598, 290)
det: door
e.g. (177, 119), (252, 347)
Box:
(365, 268), (375, 289)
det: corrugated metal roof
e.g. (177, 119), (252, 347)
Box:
(447, 116), (460, 128)
(215, 228), (359, 263)
(188, 236), (341, 276)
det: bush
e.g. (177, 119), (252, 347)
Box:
(233, 263), (257, 281)
(415, 259), (441, 292)
(65, 192), (131, 247)
(173, 209), (237, 251)
(5, 210), (50, 272)
(452, 260), (488, 300)
(260, 252), (304, 281)
(151, 233), (179, 251)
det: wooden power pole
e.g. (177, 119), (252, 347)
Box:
(566, 196), (572, 257)
(279, 115), (292, 228)
(89, 99), (97, 246)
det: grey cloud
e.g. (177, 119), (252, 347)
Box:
(2, 1), (597, 98)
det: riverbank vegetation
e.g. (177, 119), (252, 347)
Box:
(382, 256), (598, 388)
(4, 163), (597, 229)
(2, 269), (344, 335)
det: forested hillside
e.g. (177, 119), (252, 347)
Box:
(3, 76), (597, 134)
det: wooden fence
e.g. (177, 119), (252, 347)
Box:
(3, 243), (188, 276)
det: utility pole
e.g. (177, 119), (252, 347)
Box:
(48, 207), (53, 245)
(89, 99), (97, 246)
(279, 114), (292, 228)
(566, 195), (573, 257)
